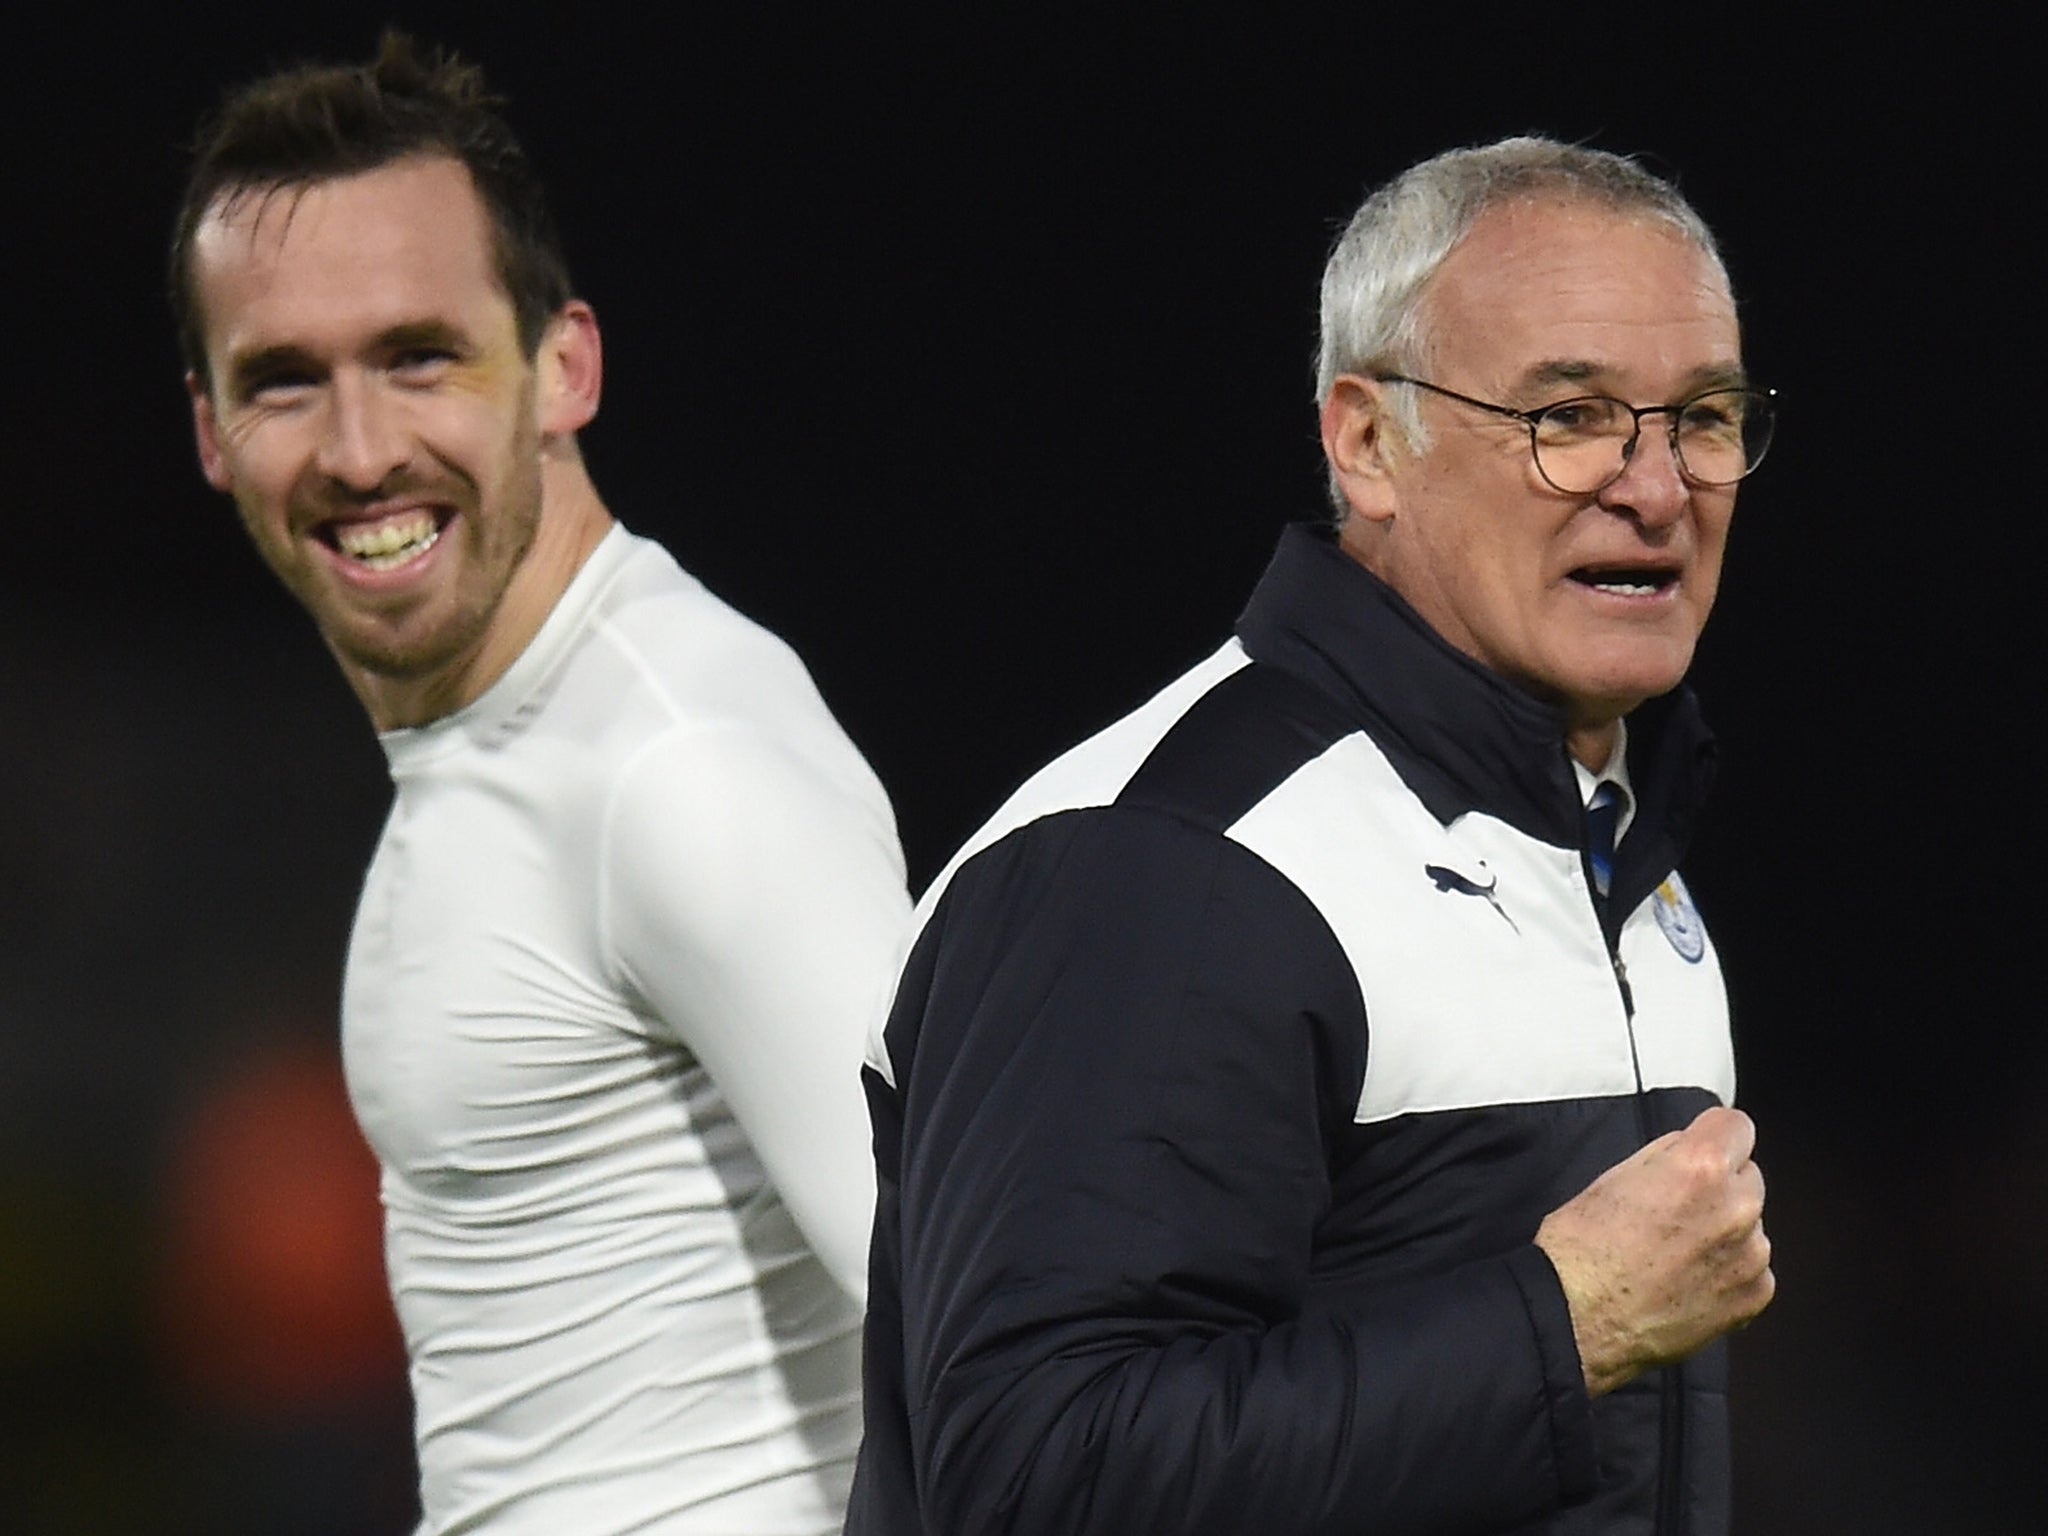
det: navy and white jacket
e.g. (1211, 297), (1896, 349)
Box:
(851, 525), (1735, 1535)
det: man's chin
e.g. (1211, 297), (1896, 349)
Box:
(320, 614), (473, 687)
(1560, 668), (1692, 727)
(1580, 626), (1702, 699)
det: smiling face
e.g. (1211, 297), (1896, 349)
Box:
(1323, 198), (1744, 760)
(188, 155), (597, 727)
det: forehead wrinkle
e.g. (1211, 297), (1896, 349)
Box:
(1520, 358), (1605, 391)
(1424, 203), (1736, 372)
(1509, 356), (1751, 404)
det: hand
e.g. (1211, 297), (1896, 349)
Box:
(1534, 1105), (1774, 1397)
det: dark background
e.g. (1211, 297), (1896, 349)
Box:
(3, 7), (2038, 1533)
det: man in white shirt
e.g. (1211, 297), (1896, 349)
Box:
(172, 31), (909, 1534)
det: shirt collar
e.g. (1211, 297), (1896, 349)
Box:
(1234, 523), (1713, 866)
(1571, 718), (1637, 843)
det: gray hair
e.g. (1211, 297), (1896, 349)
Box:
(1314, 136), (1729, 500)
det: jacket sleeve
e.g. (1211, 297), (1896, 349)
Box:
(883, 805), (1596, 1534)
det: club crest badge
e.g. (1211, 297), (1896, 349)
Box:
(1651, 874), (1707, 963)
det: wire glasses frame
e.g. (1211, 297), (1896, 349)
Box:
(1372, 373), (1778, 495)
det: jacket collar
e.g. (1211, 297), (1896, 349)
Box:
(1234, 524), (1716, 896)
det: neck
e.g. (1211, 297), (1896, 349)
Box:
(1566, 718), (1620, 773)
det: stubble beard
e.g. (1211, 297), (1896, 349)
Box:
(263, 442), (545, 690)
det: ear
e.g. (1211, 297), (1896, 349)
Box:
(188, 372), (233, 491)
(535, 300), (603, 436)
(1319, 375), (1404, 530)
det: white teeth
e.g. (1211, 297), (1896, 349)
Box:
(1594, 580), (1660, 596)
(335, 513), (440, 570)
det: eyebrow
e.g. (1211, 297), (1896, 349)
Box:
(1515, 358), (1752, 399)
(377, 319), (471, 356)
(223, 344), (318, 399)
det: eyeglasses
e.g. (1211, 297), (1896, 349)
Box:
(1372, 374), (1778, 495)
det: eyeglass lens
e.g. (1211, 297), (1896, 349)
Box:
(1533, 389), (1774, 493)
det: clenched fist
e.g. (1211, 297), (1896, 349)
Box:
(1534, 1105), (1774, 1397)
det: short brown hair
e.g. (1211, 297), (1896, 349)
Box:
(170, 30), (573, 386)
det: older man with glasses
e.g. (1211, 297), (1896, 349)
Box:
(849, 136), (1777, 1536)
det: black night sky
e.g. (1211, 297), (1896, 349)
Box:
(3, 8), (2038, 1532)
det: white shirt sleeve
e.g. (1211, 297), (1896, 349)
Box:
(599, 720), (910, 1304)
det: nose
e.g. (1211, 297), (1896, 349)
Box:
(1598, 417), (1690, 527)
(314, 371), (410, 493)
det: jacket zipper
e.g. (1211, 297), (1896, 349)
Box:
(1591, 844), (1684, 1536)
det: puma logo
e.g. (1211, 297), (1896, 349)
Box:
(1424, 863), (1519, 933)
